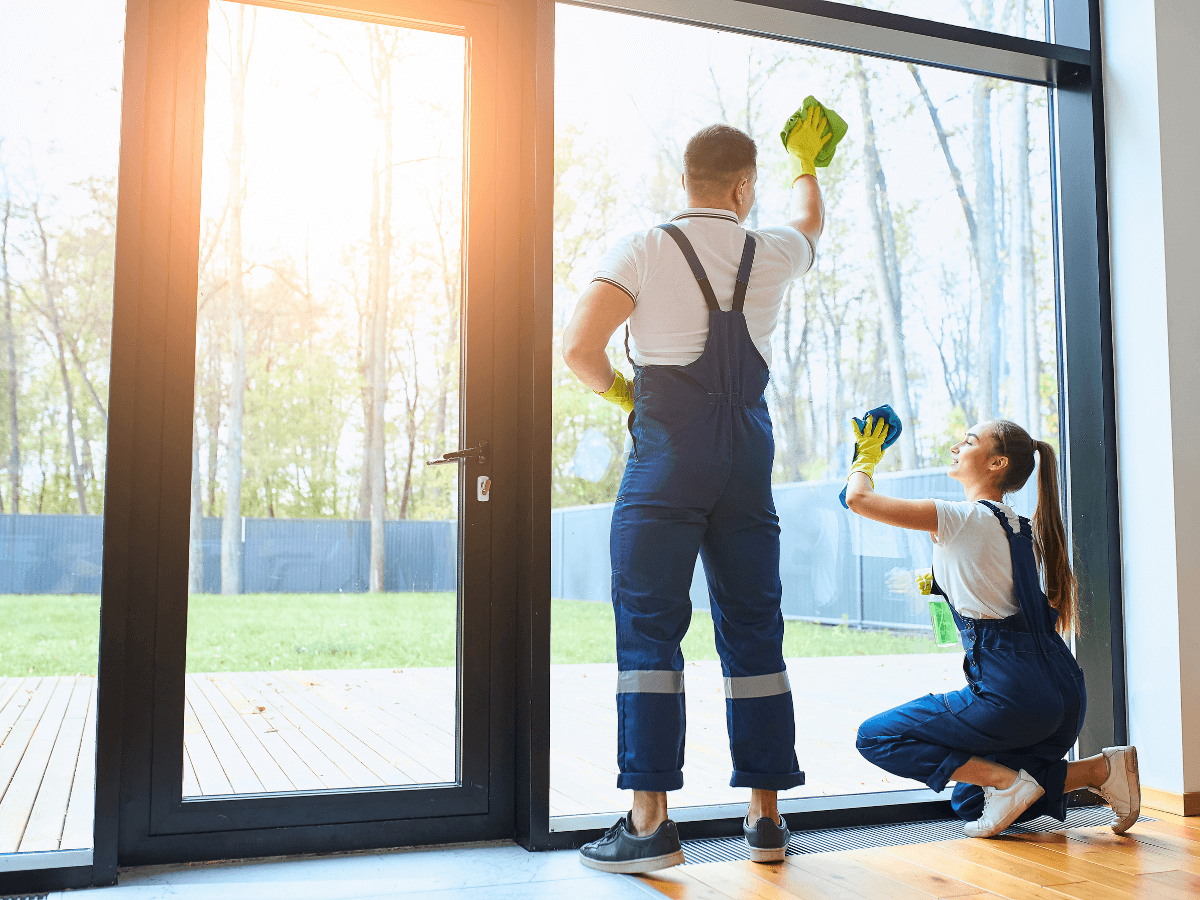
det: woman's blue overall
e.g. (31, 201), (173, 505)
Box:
(856, 501), (1086, 822)
(610, 223), (804, 793)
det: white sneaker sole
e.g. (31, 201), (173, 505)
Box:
(747, 844), (787, 863)
(1111, 746), (1141, 835)
(964, 783), (1045, 838)
(578, 849), (685, 874)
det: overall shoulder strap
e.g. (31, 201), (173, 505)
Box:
(978, 500), (1056, 641)
(732, 233), (757, 312)
(658, 222), (720, 312)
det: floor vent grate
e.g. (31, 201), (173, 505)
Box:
(681, 807), (1152, 865)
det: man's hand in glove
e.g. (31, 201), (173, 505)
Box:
(783, 105), (832, 180)
(597, 370), (635, 416)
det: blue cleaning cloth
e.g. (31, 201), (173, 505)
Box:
(840, 404), (904, 509)
(853, 404), (903, 451)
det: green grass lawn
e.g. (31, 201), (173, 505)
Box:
(0, 593), (955, 677)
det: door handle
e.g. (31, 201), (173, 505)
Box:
(426, 440), (490, 466)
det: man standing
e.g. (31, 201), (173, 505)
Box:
(565, 107), (835, 873)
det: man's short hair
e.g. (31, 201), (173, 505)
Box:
(684, 124), (757, 196)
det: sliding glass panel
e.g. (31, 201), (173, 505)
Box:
(185, 0), (465, 795)
(0, 0), (124, 860)
(845, 0), (1046, 41)
(551, 2), (1058, 819)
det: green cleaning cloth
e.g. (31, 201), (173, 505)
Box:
(779, 96), (848, 169)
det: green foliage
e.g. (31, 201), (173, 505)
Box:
(0, 594), (955, 677)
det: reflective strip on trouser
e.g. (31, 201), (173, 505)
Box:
(618, 670), (684, 694)
(724, 671), (790, 699)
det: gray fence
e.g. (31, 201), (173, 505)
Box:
(551, 467), (1036, 631)
(2, 468), (1034, 629)
(0, 515), (456, 595)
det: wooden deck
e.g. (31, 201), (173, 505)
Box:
(0, 653), (964, 853)
(640, 813), (1200, 899)
(0, 676), (96, 854)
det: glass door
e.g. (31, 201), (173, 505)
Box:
(101, 0), (514, 861)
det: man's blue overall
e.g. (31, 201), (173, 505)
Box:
(610, 222), (805, 793)
(856, 501), (1087, 821)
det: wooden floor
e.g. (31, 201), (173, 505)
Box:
(0, 653), (963, 853)
(640, 814), (1200, 900)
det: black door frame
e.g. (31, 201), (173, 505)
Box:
(90, 0), (529, 879)
(515, 0), (1126, 851)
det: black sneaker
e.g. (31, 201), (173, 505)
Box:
(578, 812), (684, 874)
(744, 815), (790, 863)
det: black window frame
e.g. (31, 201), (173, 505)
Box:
(515, 0), (1125, 851)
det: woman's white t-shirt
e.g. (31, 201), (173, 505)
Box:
(931, 500), (1021, 620)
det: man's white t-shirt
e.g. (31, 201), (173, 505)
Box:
(593, 208), (814, 366)
(931, 500), (1021, 620)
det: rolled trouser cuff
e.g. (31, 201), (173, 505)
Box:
(730, 769), (806, 790)
(929, 748), (974, 793)
(1038, 759), (1070, 821)
(616, 770), (685, 791)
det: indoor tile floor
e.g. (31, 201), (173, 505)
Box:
(55, 842), (653, 900)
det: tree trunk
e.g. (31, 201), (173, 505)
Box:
(852, 57), (917, 469)
(54, 332), (87, 514)
(1, 196), (18, 513)
(367, 30), (394, 593)
(189, 415), (204, 593)
(206, 373), (220, 515)
(31, 205), (88, 513)
(221, 6), (250, 596)
(1015, 1), (1041, 437)
(973, 79), (1001, 420)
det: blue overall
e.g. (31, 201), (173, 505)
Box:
(856, 501), (1087, 822)
(610, 222), (804, 793)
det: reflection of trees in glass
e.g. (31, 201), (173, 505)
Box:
(0, 145), (115, 516)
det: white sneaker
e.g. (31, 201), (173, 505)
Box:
(963, 770), (1045, 838)
(1092, 746), (1140, 834)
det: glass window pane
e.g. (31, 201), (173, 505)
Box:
(849, 0), (1046, 42)
(552, 3), (1058, 817)
(0, 0), (125, 856)
(185, 1), (465, 795)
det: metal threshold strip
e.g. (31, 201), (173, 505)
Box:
(680, 807), (1150, 864)
(0, 848), (91, 875)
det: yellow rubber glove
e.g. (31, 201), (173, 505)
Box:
(915, 569), (934, 596)
(848, 414), (890, 487)
(783, 104), (832, 180)
(596, 370), (634, 415)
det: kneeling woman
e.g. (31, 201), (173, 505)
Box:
(844, 417), (1139, 837)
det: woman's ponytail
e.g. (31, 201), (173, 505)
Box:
(990, 421), (1078, 637)
(1032, 440), (1077, 636)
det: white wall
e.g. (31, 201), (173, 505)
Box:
(1102, 0), (1200, 796)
